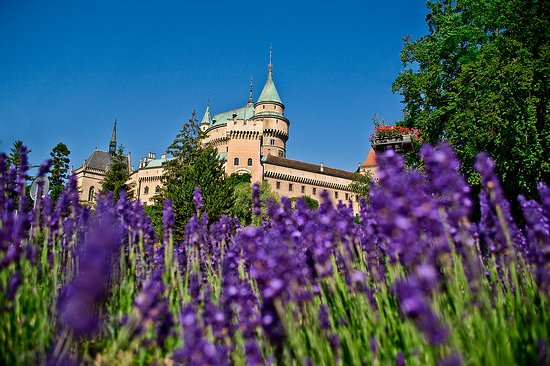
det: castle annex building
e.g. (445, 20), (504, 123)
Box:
(77, 57), (377, 212)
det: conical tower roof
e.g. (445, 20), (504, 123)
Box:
(257, 48), (282, 105)
(200, 105), (212, 125)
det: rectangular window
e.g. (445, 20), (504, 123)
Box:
(301, 185), (305, 194)
(345, 193), (349, 200)
(289, 183), (293, 192)
(335, 191), (339, 199)
(313, 187), (317, 195)
(270, 139), (275, 145)
(276, 181), (280, 190)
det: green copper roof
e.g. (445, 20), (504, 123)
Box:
(200, 106), (212, 125)
(257, 70), (282, 104)
(209, 104), (255, 128)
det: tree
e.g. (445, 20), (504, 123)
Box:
(392, 0), (549, 204)
(101, 145), (133, 201)
(7, 140), (30, 167)
(164, 146), (233, 240)
(230, 180), (279, 225)
(349, 170), (373, 201)
(49, 142), (71, 202)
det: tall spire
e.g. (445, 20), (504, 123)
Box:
(109, 118), (117, 156)
(257, 44), (283, 105)
(200, 101), (212, 126)
(248, 76), (254, 104)
(268, 43), (273, 77)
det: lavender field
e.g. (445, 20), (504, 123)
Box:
(1, 144), (549, 365)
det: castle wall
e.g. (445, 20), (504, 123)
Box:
(75, 169), (105, 205)
(130, 166), (165, 206)
(263, 162), (360, 212)
(225, 119), (264, 182)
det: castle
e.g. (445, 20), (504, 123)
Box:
(76, 56), (378, 212)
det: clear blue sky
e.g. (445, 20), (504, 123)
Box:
(0, 0), (428, 172)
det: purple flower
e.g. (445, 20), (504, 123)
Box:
(6, 271), (22, 301)
(193, 187), (203, 213)
(252, 183), (261, 216)
(438, 353), (463, 366)
(318, 304), (331, 331)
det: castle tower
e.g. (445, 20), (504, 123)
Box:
(200, 105), (211, 132)
(109, 119), (117, 156)
(253, 47), (289, 158)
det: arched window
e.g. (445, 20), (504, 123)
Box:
(247, 158), (252, 166)
(234, 157), (239, 166)
(88, 186), (95, 202)
(144, 186), (149, 195)
(155, 185), (160, 193)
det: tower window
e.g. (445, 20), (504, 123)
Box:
(270, 139), (275, 145)
(276, 181), (280, 189)
(289, 183), (293, 192)
(144, 186), (149, 195)
(278, 150), (284, 157)
(335, 191), (339, 199)
(234, 158), (239, 166)
(313, 187), (317, 195)
(88, 186), (95, 202)
(301, 185), (305, 194)
(274, 106), (276, 110)
(247, 158), (252, 166)
(345, 193), (349, 200)
(262, 105), (265, 110)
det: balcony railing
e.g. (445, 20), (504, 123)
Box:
(371, 134), (414, 153)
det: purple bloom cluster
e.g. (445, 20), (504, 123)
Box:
(2, 143), (550, 365)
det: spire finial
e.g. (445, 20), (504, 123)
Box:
(109, 118), (117, 156)
(248, 75), (253, 103)
(207, 94), (210, 108)
(268, 43), (273, 77)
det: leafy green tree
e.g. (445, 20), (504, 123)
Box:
(230, 180), (279, 225)
(101, 145), (133, 201)
(290, 195), (319, 211)
(49, 142), (71, 202)
(393, 0), (549, 203)
(349, 171), (373, 201)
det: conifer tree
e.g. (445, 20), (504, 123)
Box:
(49, 142), (71, 202)
(101, 145), (133, 201)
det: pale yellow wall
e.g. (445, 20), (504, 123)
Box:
(131, 166), (165, 206)
(75, 168), (106, 205)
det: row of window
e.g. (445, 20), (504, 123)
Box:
(142, 185), (160, 195)
(234, 158), (253, 166)
(274, 182), (353, 201)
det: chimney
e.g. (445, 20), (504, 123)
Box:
(320, 162), (324, 172)
(161, 153), (166, 159)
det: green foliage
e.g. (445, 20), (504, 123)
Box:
(349, 171), (373, 200)
(6, 140), (28, 167)
(289, 195), (319, 210)
(143, 204), (162, 238)
(162, 146), (233, 241)
(392, 0), (550, 201)
(230, 180), (279, 225)
(101, 145), (133, 201)
(49, 142), (71, 202)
